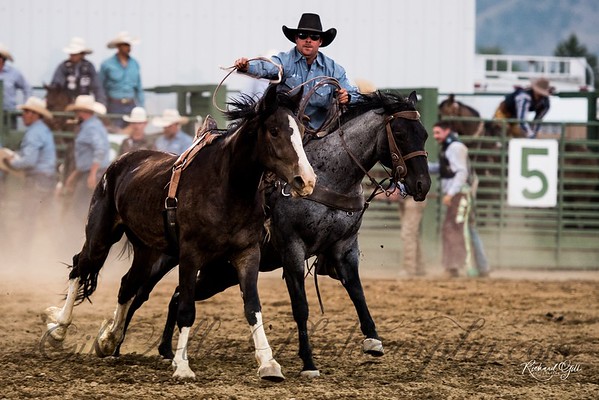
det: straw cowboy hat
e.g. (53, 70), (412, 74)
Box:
(65, 95), (106, 115)
(18, 96), (53, 120)
(152, 109), (189, 127)
(0, 148), (25, 178)
(123, 107), (148, 123)
(282, 13), (337, 47)
(0, 43), (14, 61)
(63, 37), (92, 55)
(531, 77), (551, 97)
(107, 31), (140, 49)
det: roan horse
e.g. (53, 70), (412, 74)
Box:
(114, 90), (431, 377)
(41, 84), (316, 381)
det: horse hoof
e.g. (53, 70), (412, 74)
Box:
(363, 338), (384, 357)
(45, 323), (68, 342)
(299, 369), (321, 378)
(158, 343), (174, 360)
(42, 307), (68, 342)
(94, 319), (117, 357)
(172, 362), (196, 380)
(258, 363), (285, 382)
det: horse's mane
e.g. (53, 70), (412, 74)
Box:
(341, 91), (415, 125)
(223, 91), (298, 132)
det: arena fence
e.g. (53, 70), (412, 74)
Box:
(360, 117), (599, 271)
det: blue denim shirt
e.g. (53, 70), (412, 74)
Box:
(74, 115), (110, 172)
(154, 131), (193, 155)
(245, 48), (359, 130)
(0, 63), (33, 111)
(10, 119), (56, 176)
(99, 55), (144, 106)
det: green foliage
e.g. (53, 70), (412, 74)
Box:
(554, 33), (598, 90)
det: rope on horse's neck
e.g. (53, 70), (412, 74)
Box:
(213, 57), (283, 113)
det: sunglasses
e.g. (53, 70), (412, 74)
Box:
(297, 32), (321, 41)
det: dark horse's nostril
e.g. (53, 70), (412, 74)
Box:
(293, 176), (305, 189)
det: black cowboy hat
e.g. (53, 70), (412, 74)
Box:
(282, 13), (337, 47)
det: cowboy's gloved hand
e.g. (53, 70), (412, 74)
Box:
(234, 58), (249, 72)
(337, 88), (349, 104)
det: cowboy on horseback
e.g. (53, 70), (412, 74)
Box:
(234, 13), (359, 132)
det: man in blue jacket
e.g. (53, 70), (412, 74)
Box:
(234, 13), (359, 132)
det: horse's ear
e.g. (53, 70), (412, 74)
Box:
(259, 83), (278, 116)
(288, 86), (303, 113)
(408, 91), (418, 106)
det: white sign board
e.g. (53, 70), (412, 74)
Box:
(508, 139), (558, 207)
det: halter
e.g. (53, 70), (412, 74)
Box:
(383, 110), (428, 181)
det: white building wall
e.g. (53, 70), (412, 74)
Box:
(0, 0), (475, 113)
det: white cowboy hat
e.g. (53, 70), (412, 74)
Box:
(123, 107), (148, 123)
(63, 37), (92, 55)
(18, 96), (53, 120)
(531, 77), (551, 97)
(151, 109), (189, 127)
(0, 43), (14, 61)
(0, 148), (25, 178)
(107, 31), (140, 49)
(65, 95), (106, 115)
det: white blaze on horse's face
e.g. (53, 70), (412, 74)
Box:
(287, 114), (316, 197)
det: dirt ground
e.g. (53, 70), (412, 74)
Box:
(0, 245), (598, 400)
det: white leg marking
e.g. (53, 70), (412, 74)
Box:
(251, 312), (285, 381)
(363, 338), (384, 356)
(172, 327), (196, 380)
(288, 115), (316, 192)
(95, 298), (134, 357)
(42, 278), (80, 341)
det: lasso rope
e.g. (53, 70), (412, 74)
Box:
(213, 57), (283, 113)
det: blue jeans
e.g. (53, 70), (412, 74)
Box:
(469, 223), (489, 274)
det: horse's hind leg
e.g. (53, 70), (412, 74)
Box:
(326, 239), (383, 356)
(158, 259), (239, 359)
(95, 244), (158, 357)
(42, 188), (124, 342)
(280, 247), (320, 377)
(114, 253), (179, 356)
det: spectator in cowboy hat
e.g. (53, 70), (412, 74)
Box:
(64, 95), (110, 224)
(99, 31), (144, 129)
(0, 43), (32, 127)
(152, 109), (193, 155)
(234, 13), (359, 131)
(493, 77), (552, 138)
(50, 37), (106, 105)
(1, 97), (57, 236)
(119, 106), (151, 155)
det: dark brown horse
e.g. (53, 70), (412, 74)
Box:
(114, 90), (431, 377)
(438, 94), (484, 137)
(41, 85), (316, 381)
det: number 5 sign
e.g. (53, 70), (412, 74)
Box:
(508, 139), (558, 207)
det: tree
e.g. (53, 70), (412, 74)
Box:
(554, 33), (598, 90)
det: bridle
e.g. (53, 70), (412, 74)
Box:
(338, 109), (427, 201)
(383, 110), (428, 182)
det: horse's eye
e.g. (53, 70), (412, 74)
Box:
(270, 127), (279, 137)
